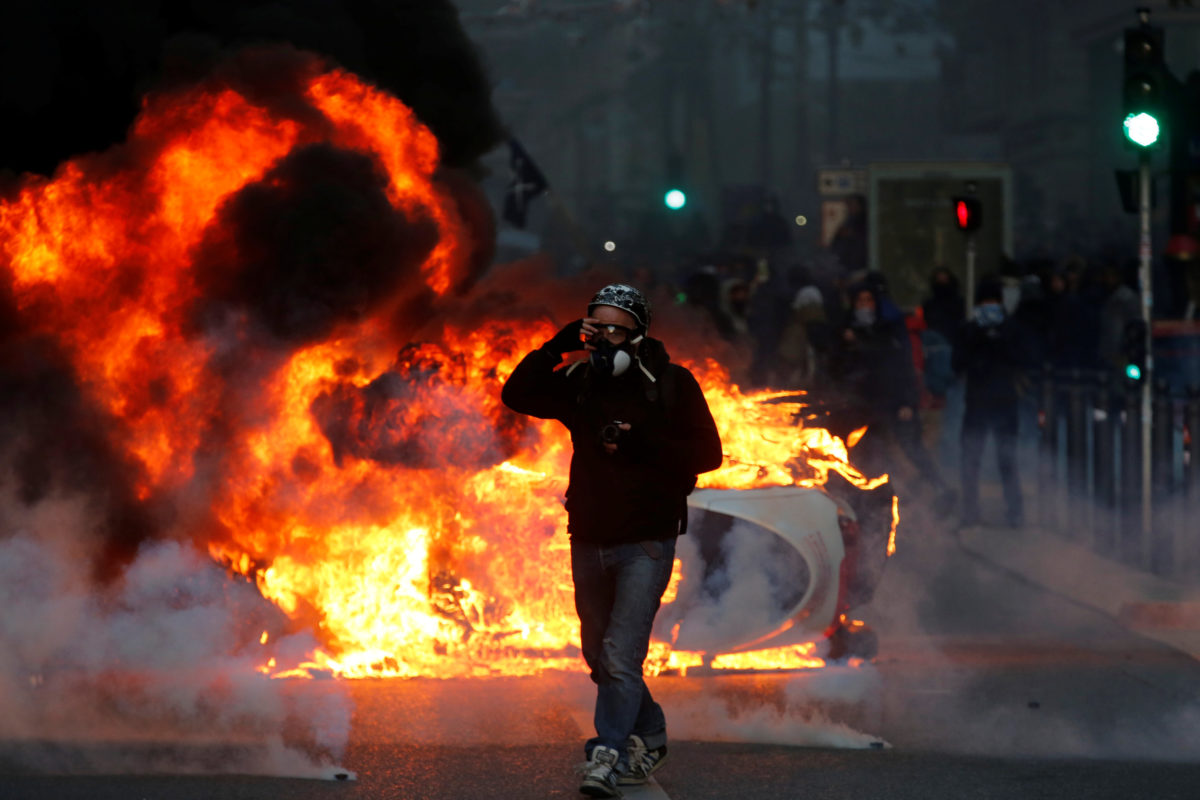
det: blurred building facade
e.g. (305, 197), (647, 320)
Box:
(455, 0), (1200, 275)
(937, 0), (1200, 260)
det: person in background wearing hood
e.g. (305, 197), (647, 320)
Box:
(953, 277), (1028, 529)
(501, 284), (723, 798)
(922, 267), (965, 343)
(1045, 260), (1101, 370)
(831, 280), (956, 516)
(775, 264), (830, 388)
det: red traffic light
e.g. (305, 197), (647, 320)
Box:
(952, 195), (982, 232)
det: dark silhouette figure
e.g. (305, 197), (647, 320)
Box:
(831, 280), (955, 514)
(1095, 262), (1141, 376)
(953, 278), (1027, 528)
(1044, 262), (1101, 370)
(922, 267), (965, 342)
(829, 194), (867, 275)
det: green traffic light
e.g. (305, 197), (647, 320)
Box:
(1125, 363), (1143, 381)
(1123, 112), (1161, 147)
(664, 189), (687, 210)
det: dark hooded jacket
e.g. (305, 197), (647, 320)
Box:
(501, 334), (723, 545)
(830, 282), (921, 418)
(922, 270), (965, 342)
(952, 281), (1029, 410)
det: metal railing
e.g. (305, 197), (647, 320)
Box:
(1036, 368), (1200, 580)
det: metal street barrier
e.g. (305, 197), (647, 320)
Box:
(1035, 367), (1200, 581)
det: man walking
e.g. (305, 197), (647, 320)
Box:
(501, 284), (723, 796)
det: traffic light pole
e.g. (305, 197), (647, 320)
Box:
(964, 234), (976, 317)
(953, 190), (981, 314)
(1138, 150), (1153, 542)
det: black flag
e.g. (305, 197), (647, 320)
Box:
(503, 137), (548, 228)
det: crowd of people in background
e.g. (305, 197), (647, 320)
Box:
(657, 247), (1146, 530)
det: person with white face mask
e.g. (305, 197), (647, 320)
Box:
(501, 283), (723, 797)
(832, 280), (956, 518)
(952, 277), (1028, 529)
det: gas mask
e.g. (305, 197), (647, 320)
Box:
(589, 337), (638, 377)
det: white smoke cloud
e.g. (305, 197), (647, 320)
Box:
(659, 519), (812, 654)
(645, 512), (888, 750)
(663, 665), (888, 749)
(0, 493), (352, 778)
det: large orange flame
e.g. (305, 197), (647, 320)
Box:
(0, 62), (892, 679)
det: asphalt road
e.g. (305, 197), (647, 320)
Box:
(5, 522), (1200, 799)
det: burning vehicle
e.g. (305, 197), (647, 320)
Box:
(0, 12), (899, 777)
(0, 48), (896, 680)
(665, 481), (894, 670)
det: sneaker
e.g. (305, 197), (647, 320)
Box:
(579, 745), (622, 798)
(618, 734), (668, 785)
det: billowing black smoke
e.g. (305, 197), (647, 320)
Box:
(0, 1), (505, 582)
(190, 143), (440, 344)
(0, 0), (502, 177)
(0, 335), (159, 581)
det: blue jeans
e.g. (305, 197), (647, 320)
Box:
(571, 537), (676, 762)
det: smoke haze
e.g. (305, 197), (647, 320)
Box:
(0, 521), (350, 775)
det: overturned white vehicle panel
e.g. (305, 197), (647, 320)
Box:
(660, 485), (887, 658)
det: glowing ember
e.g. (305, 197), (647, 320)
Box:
(0, 58), (894, 679)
